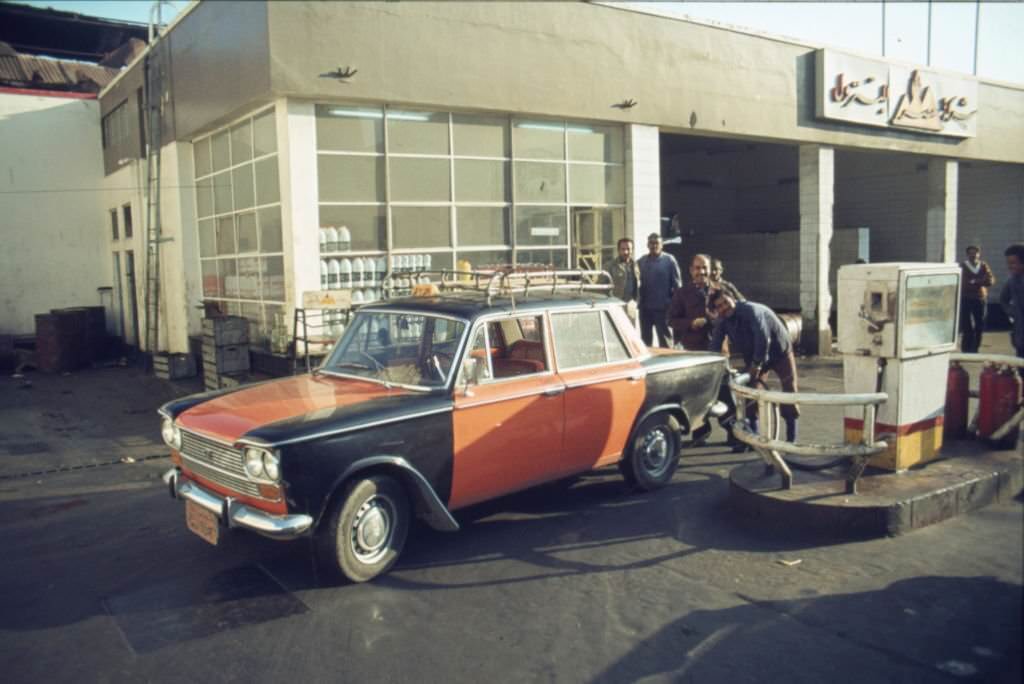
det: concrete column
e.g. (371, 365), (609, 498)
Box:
(925, 159), (958, 263)
(278, 99), (320, 328)
(625, 124), (661, 246)
(798, 145), (835, 355)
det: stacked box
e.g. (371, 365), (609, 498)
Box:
(154, 353), (198, 380)
(202, 316), (250, 390)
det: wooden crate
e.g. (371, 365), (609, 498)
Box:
(201, 344), (250, 374)
(201, 316), (250, 346)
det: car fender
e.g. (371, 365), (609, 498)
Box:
(317, 455), (459, 533)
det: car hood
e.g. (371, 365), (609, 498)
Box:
(177, 373), (417, 443)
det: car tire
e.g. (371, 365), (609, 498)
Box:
(316, 475), (410, 583)
(620, 413), (681, 491)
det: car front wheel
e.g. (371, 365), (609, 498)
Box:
(317, 475), (410, 583)
(620, 414), (681, 491)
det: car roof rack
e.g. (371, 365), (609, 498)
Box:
(382, 268), (613, 306)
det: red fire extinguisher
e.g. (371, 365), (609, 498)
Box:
(944, 361), (969, 440)
(978, 364), (1022, 447)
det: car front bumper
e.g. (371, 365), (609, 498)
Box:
(162, 467), (313, 540)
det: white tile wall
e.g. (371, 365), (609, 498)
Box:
(626, 125), (661, 245)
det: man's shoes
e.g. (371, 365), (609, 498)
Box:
(690, 423), (711, 447)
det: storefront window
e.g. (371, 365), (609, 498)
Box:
(194, 104), (283, 348)
(314, 107), (624, 281)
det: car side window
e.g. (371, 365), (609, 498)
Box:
(551, 311), (607, 369)
(461, 315), (548, 382)
(602, 311), (630, 362)
(459, 325), (494, 384)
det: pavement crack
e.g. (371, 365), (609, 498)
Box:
(0, 454), (168, 480)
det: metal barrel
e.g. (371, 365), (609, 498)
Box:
(776, 312), (803, 349)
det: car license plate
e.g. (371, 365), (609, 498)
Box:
(185, 499), (219, 545)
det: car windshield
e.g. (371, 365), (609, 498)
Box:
(322, 310), (467, 389)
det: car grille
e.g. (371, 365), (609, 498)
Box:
(179, 430), (261, 498)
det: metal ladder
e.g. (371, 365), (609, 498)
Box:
(142, 5), (172, 364)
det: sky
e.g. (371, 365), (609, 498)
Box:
(13, 0), (1024, 84)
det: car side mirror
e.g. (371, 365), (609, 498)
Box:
(460, 357), (483, 395)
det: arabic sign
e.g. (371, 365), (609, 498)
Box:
(815, 49), (978, 138)
(301, 290), (353, 310)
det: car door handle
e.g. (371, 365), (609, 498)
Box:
(543, 386), (565, 397)
(629, 373), (644, 382)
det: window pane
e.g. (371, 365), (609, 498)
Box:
(454, 159), (507, 202)
(515, 162), (565, 203)
(517, 248), (568, 269)
(216, 216), (236, 255)
(230, 120), (253, 165)
(603, 312), (629, 361)
(387, 110), (448, 155)
(457, 207), (508, 246)
(316, 105), (383, 153)
(232, 164), (255, 210)
(213, 171), (232, 214)
(109, 209), (118, 239)
(389, 157), (450, 202)
(393, 207), (451, 248)
(212, 130), (230, 172)
(552, 311), (606, 368)
(261, 256), (285, 301)
(516, 206), (566, 246)
(318, 155), (384, 202)
(456, 249), (511, 270)
(462, 327), (493, 382)
(568, 125), (624, 163)
(253, 108), (277, 156)
(220, 258), (239, 297)
(254, 156), (279, 205)
(319, 205), (386, 251)
(201, 260), (221, 296)
(238, 256), (260, 299)
(453, 114), (508, 157)
(196, 176), (214, 218)
(569, 164), (624, 205)
(237, 211), (258, 253)
(513, 121), (564, 159)
(198, 218), (215, 257)
(258, 206), (283, 253)
(194, 138), (211, 178)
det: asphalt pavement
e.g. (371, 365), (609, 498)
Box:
(0, 337), (1021, 683)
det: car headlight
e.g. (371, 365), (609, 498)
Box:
(161, 417), (181, 450)
(244, 448), (266, 479)
(262, 451), (280, 481)
(243, 447), (280, 483)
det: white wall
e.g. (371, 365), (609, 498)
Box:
(0, 92), (109, 336)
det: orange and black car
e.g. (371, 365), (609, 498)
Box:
(159, 273), (727, 582)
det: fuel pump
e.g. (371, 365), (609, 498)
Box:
(838, 263), (961, 470)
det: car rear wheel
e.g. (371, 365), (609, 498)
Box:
(317, 475), (410, 583)
(620, 414), (681, 491)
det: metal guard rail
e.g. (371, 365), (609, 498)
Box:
(730, 383), (889, 494)
(949, 352), (1024, 442)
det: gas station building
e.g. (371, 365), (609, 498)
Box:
(84, 1), (1024, 356)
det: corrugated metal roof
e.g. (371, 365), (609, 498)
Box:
(0, 53), (118, 92)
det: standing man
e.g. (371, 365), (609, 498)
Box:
(609, 237), (640, 323)
(959, 245), (995, 353)
(668, 254), (716, 350)
(637, 232), (682, 347)
(710, 258), (744, 301)
(710, 291), (800, 442)
(1000, 243), (1024, 365)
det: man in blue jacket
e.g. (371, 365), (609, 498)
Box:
(637, 233), (682, 347)
(710, 291), (800, 443)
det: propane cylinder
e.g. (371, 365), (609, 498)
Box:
(944, 361), (970, 440)
(978, 364), (1022, 447)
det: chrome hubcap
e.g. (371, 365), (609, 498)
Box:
(350, 494), (395, 564)
(640, 428), (671, 476)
